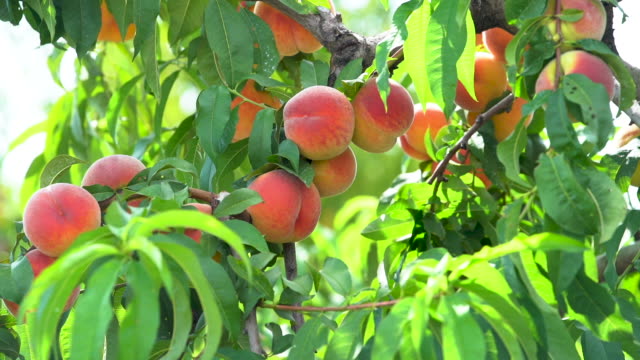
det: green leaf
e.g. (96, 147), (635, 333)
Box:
(70, 258), (125, 360)
(372, 298), (412, 360)
(8, 120), (46, 151)
(160, 276), (192, 360)
(374, 37), (394, 107)
(581, 328), (625, 360)
(248, 108), (275, 169)
(23, 0), (56, 40)
(213, 140), (248, 191)
(214, 188), (262, 217)
(106, 0), (134, 41)
(542, 90), (582, 157)
(0, 0), (22, 24)
(227, 257), (274, 300)
(223, 220), (269, 253)
(204, 0), (253, 87)
(140, 26), (160, 96)
(440, 293), (486, 359)
(167, 0), (209, 44)
(403, 3), (433, 110)
(239, 9), (279, 76)
(154, 70), (180, 138)
(497, 116), (528, 184)
(324, 310), (371, 360)
(133, 0), (160, 56)
(319, 257), (352, 296)
(40, 154), (85, 187)
(196, 85), (233, 160)
(533, 154), (599, 236)
(60, 0), (100, 57)
(288, 317), (326, 359)
(118, 261), (161, 360)
(106, 74), (143, 144)
(300, 60), (329, 88)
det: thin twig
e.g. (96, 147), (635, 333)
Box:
(260, 299), (399, 312)
(245, 306), (266, 355)
(282, 242), (305, 331)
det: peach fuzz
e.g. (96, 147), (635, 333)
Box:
(182, 203), (212, 243)
(253, 2), (322, 57)
(23, 183), (101, 257)
(311, 147), (357, 198)
(455, 52), (508, 112)
(97, 2), (135, 42)
(82, 154), (146, 190)
(352, 78), (415, 153)
(247, 170), (321, 243)
(284, 86), (355, 160)
(468, 97), (532, 142)
(403, 103), (449, 160)
(231, 80), (281, 142)
(3, 249), (80, 317)
(482, 28), (514, 63)
(545, 0), (606, 42)
(534, 50), (615, 99)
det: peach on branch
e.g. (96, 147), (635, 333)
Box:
(82, 154), (146, 190)
(455, 52), (508, 112)
(97, 2), (135, 42)
(231, 80), (282, 142)
(534, 50), (615, 99)
(545, 0), (606, 42)
(283, 85), (355, 160)
(352, 78), (415, 153)
(23, 183), (102, 257)
(247, 170), (321, 243)
(182, 203), (212, 243)
(399, 136), (429, 161)
(401, 103), (449, 160)
(2, 249), (80, 317)
(311, 147), (357, 197)
(467, 97), (532, 142)
(482, 28), (514, 63)
(253, 2), (322, 57)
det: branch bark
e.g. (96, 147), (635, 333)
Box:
(282, 242), (305, 332)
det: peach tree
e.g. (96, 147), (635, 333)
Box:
(1, 0), (640, 359)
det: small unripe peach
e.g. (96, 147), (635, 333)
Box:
(311, 147), (357, 197)
(231, 80), (282, 142)
(284, 86), (355, 160)
(23, 183), (102, 257)
(534, 50), (615, 99)
(82, 154), (146, 190)
(545, 0), (606, 42)
(468, 97), (532, 142)
(247, 170), (321, 243)
(455, 52), (508, 112)
(352, 78), (415, 153)
(402, 103), (449, 160)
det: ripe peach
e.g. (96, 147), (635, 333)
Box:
(311, 147), (357, 197)
(468, 97), (532, 142)
(401, 103), (449, 160)
(482, 28), (514, 63)
(23, 183), (102, 257)
(283, 86), (355, 160)
(545, 0), (606, 42)
(182, 203), (212, 243)
(352, 78), (415, 153)
(3, 249), (80, 317)
(231, 80), (282, 142)
(399, 136), (429, 161)
(247, 170), (321, 243)
(82, 154), (146, 190)
(451, 149), (492, 188)
(253, 2), (322, 57)
(534, 50), (615, 99)
(97, 2), (136, 42)
(455, 52), (508, 112)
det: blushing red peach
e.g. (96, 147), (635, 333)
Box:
(455, 52), (508, 112)
(399, 135), (429, 161)
(468, 97), (532, 142)
(311, 147), (357, 197)
(23, 183), (102, 257)
(352, 78), (415, 153)
(545, 0), (606, 42)
(534, 50), (615, 99)
(182, 203), (212, 243)
(3, 249), (80, 317)
(482, 28), (514, 63)
(253, 2), (322, 57)
(82, 154), (146, 189)
(402, 103), (449, 160)
(247, 170), (321, 243)
(284, 86), (355, 160)
(231, 80), (282, 142)
(97, 2), (136, 42)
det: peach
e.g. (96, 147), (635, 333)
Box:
(311, 147), (357, 197)
(468, 97), (532, 142)
(399, 135), (429, 161)
(3, 249), (80, 317)
(455, 52), (508, 112)
(231, 80), (282, 142)
(97, 2), (135, 42)
(23, 183), (102, 257)
(247, 170), (321, 243)
(482, 28), (514, 63)
(253, 2), (322, 57)
(182, 203), (212, 243)
(82, 154), (146, 189)
(545, 0), (606, 42)
(401, 103), (449, 160)
(450, 149), (492, 188)
(534, 50), (615, 99)
(283, 86), (355, 160)
(352, 78), (415, 153)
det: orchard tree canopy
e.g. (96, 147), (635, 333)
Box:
(2, 0), (640, 359)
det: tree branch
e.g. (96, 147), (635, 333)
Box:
(282, 242), (305, 332)
(260, 299), (399, 312)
